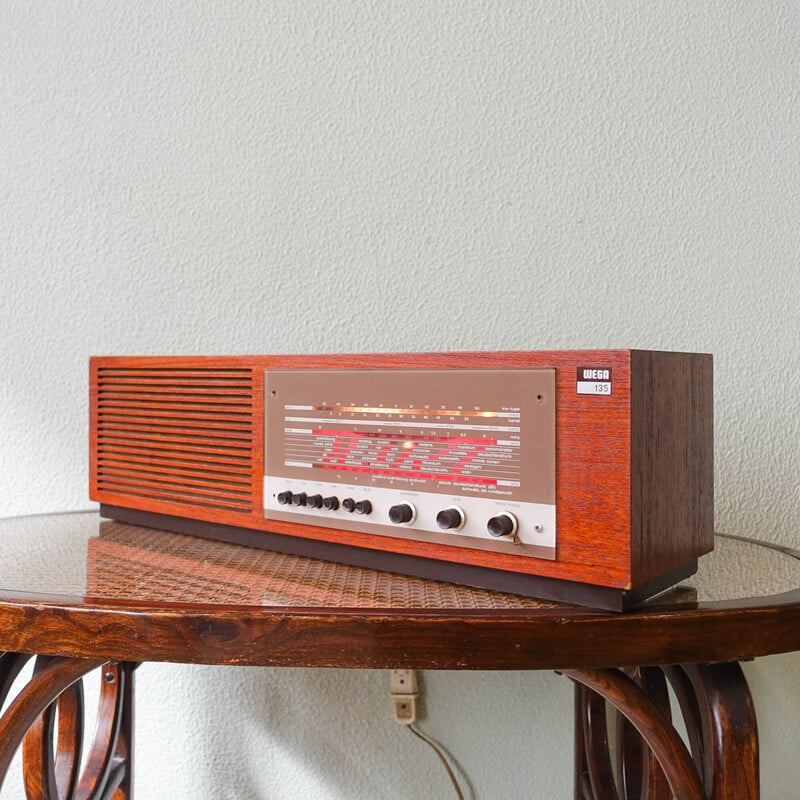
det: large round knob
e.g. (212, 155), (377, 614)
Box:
(487, 512), (517, 537)
(306, 494), (323, 509)
(436, 506), (465, 531)
(291, 492), (307, 507)
(389, 503), (416, 524)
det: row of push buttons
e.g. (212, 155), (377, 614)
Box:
(277, 491), (372, 515)
(276, 491), (518, 538)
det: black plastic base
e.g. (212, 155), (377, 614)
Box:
(99, 505), (697, 612)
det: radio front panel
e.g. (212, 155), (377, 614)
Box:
(263, 369), (556, 560)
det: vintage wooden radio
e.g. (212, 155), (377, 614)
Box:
(89, 350), (713, 610)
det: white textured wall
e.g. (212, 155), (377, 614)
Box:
(2, 2), (800, 797)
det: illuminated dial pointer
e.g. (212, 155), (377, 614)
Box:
(487, 512), (518, 538)
(436, 506), (466, 531)
(388, 503), (416, 524)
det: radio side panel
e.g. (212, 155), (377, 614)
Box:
(629, 350), (714, 585)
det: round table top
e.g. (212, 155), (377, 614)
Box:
(1, 511), (799, 669)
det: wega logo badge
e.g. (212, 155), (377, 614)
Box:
(576, 367), (612, 396)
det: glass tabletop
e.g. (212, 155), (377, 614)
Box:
(0, 512), (798, 612)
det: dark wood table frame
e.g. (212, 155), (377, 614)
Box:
(0, 521), (799, 798)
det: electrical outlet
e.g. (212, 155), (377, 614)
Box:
(390, 669), (419, 724)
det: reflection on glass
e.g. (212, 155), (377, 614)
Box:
(0, 513), (798, 610)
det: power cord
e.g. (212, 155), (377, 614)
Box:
(390, 669), (470, 800)
(406, 723), (466, 800)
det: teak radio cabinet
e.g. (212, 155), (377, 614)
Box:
(89, 350), (714, 610)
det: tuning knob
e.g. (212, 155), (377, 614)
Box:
(436, 506), (465, 531)
(389, 503), (416, 524)
(487, 512), (518, 538)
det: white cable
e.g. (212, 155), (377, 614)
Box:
(406, 723), (467, 800)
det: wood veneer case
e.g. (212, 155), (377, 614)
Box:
(89, 350), (713, 609)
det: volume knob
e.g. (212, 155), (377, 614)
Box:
(436, 506), (465, 531)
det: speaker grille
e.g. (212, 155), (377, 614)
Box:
(95, 367), (254, 513)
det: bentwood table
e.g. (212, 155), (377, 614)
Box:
(0, 513), (799, 799)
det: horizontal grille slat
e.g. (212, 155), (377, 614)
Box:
(96, 444), (250, 468)
(98, 472), (250, 500)
(97, 399), (252, 413)
(97, 408), (251, 423)
(97, 456), (250, 479)
(98, 427), (251, 446)
(95, 367), (255, 514)
(97, 419), (252, 435)
(97, 484), (252, 512)
(98, 464), (251, 490)
(98, 368), (251, 377)
(98, 390), (252, 402)
(98, 376), (253, 386)
(98, 432), (250, 457)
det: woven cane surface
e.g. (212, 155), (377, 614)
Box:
(87, 521), (559, 609)
(0, 512), (799, 610)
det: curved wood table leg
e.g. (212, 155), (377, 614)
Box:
(616, 667), (672, 800)
(566, 668), (705, 800)
(74, 661), (136, 800)
(576, 682), (616, 800)
(0, 653), (136, 800)
(669, 663), (758, 800)
(568, 662), (759, 800)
